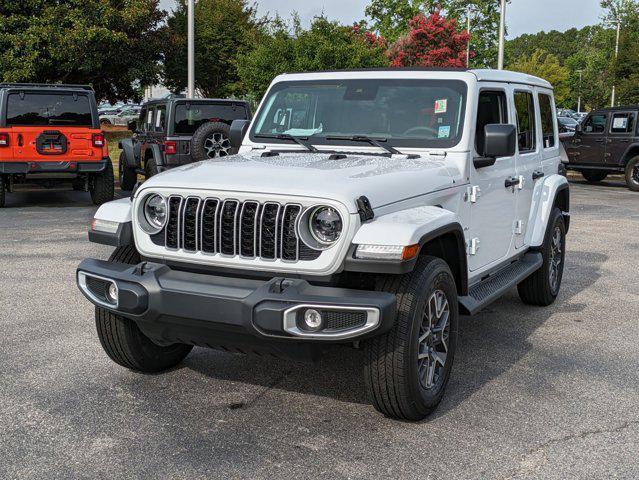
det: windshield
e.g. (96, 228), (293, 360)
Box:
(250, 79), (467, 150)
(559, 117), (578, 126)
(6, 93), (93, 127)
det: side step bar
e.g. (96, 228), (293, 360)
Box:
(459, 252), (543, 315)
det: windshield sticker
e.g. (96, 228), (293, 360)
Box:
(438, 126), (451, 138)
(434, 99), (448, 114)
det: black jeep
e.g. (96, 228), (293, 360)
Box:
(563, 106), (639, 191)
(118, 97), (251, 190)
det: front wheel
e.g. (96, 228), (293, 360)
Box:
(518, 208), (566, 306)
(95, 246), (193, 372)
(624, 156), (639, 192)
(364, 256), (459, 421)
(581, 170), (608, 183)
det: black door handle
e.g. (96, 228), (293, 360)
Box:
(505, 177), (519, 188)
(532, 171), (545, 180)
(595, 138), (605, 143)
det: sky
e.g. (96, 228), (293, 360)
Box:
(159, 0), (606, 38)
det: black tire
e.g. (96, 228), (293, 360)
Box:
(145, 157), (159, 178)
(624, 156), (639, 192)
(364, 256), (459, 421)
(581, 170), (608, 183)
(190, 121), (234, 161)
(95, 246), (193, 373)
(118, 152), (137, 191)
(89, 160), (115, 205)
(518, 208), (566, 306)
(0, 175), (5, 208)
(100, 118), (111, 125)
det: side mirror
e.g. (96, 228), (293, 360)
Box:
(230, 119), (250, 149)
(127, 120), (137, 132)
(575, 123), (582, 133)
(474, 123), (517, 169)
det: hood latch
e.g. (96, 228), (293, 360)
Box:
(356, 196), (374, 222)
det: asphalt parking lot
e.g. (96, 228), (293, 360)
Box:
(1, 177), (638, 479)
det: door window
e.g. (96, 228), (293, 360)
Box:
(514, 91), (537, 153)
(155, 105), (166, 132)
(474, 90), (508, 156)
(583, 114), (607, 134)
(144, 107), (155, 131)
(610, 112), (635, 134)
(538, 94), (556, 148)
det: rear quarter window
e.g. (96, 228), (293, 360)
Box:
(174, 103), (247, 135)
(6, 92), (93, 127)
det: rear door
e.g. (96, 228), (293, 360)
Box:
(606, 110), (636, 166)
(5, 91), (98, 162)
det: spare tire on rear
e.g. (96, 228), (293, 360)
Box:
(190, 121), (234, 161)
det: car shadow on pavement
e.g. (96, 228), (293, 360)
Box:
(3, 187), (126, 208)
(184, 249), (608, 417)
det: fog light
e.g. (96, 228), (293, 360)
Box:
(303, 309), (323, 331)
(106, 282), (118, 305)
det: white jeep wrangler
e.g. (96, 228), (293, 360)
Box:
(77, 69), (569, 421)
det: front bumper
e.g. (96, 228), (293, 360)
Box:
(76, 258), (396, 355)
(0, 158), (109, 174)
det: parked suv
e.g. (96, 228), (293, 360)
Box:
(77, 69), (569, 420)
(117, 97), (251, 190)
(563, 106), (639, 191)
(0, 83), (113, 207)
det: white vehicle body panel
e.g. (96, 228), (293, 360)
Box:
(94, 197), (132, 223)
(525, 174), (569, 247)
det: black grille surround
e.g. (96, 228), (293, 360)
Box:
(159, 195), (323, 262)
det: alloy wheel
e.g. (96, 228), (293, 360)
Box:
(417, 289), (450, 390)
(204, 133), (231, 158)
(548, 226), (563, 294)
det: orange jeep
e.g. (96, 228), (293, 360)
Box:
(0, 83), (114, 207)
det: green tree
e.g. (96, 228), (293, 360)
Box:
(365, 0), (509, 67)
(0, 0), (165, 101)
(236, 16), (389, 99)
(508, 50), (571, 105)
(162, 0), (264, 98)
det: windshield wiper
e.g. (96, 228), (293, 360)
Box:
(325, 135), (401, 155)
(254, 133), (317, 152)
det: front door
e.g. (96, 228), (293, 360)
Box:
(469, 87), (517, 272)
(606, 111), (637, 166)
(568, 112), (608, 166)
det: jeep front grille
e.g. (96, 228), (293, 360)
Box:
(162, 195), (321, 261)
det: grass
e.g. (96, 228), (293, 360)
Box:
(104, 129), (131, 178)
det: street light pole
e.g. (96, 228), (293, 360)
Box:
(187, 0), (195, 99)
(577, 69), (583, 113)
(611, 18), (621, 107)
(497, 0), (506, 70)
(466, 9), (471, 68)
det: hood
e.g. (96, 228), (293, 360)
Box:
(140, 152), (459, 212)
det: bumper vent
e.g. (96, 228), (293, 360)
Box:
(161, 195), (321, 262)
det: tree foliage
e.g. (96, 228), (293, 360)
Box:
(236, 16), (389, 99)
(508, 50), (570, 105)
(366, 0), (508, 67)
(0, 0), (165, 102)
(162, 0), (264, 98)
(387, 11), (469, 68)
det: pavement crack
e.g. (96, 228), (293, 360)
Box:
(228, 369), (292, 410)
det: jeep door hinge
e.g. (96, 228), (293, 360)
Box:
(464, 186), (481, 203)
(513, 220), (524, 235)
(467, 238), (480, 255)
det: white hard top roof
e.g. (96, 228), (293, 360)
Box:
(274, 68), (553, 90)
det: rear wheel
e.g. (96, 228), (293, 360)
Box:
(118, 152), (137, 191)
(624, 156), (639, 192)
(95, 246), (193, 373)
(145, 157), (159, 178)
(190, 122), (233, 161)
(89, 161), (115, 205)
(518, 208), (566, 306)
(581, 170), (608, 183)
(364, 256), (458, 421)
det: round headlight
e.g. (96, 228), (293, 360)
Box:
(309, 206), (342, 245)
(142, 194), (167, 234)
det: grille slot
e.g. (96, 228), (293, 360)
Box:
(162, 196), (323, 261)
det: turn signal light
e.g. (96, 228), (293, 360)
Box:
(355, 244), (420, 261)
(92, 133), (105, 147)
(0, 132), (9, 147)
(164, 140), (177, 155)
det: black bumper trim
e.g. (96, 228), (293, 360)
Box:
(76, 258), (397, 346)
(0, 158), (109, 174)
(88, 222), (134, 247)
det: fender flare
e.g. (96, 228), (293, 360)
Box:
(620, 143), (639, 167)
(344, 206), (468, 294)
(119, 138), (141, 169)
(525, 174), (570, 248)
(88, 198), (134, 246)
(146, 144), (165, 167)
